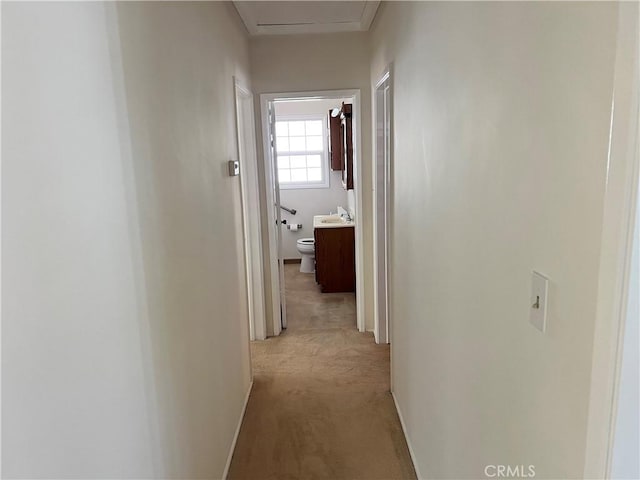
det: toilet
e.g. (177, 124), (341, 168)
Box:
(296, 238), (315, 273)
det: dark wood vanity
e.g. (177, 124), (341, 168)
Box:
(314, 225), (355, 293)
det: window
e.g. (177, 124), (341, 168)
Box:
(275, 115), (329, 189)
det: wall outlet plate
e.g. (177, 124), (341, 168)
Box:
(228, 160), (240, 177)
(530, 271), (549, 333)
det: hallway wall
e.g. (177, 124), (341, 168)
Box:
(2, 3), (157, 476)
(369, 2), (619, 478)
(2, 2), (252, 478)
(249, 32), (375, 333)
(114, 2), (252, 477)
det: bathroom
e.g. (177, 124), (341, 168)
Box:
(275, 97), (357, 302)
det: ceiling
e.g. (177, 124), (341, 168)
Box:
(233, 1), (381, 36)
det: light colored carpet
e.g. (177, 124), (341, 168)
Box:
(227, 264), (416, 480)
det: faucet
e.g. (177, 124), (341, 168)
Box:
(337, 206), (352, 222)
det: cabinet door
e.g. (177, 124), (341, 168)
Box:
(314, 228), (323, 285)
(341, 104), (354, 190)
(328, 111), (342, 171)
(314, 227), (355, 293)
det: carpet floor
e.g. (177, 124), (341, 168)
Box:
(227, 264), (416, 480)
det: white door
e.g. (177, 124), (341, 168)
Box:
(374, 71), (391, 344)
(266, 100), (288, 331)
(235, 80), (267, 341)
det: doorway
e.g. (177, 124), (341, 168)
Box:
(373, 67), (392, 345)
(259, 89), (365, 335)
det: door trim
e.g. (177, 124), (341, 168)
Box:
(260, 89), (366, 334)
(583, 4), (639, 478)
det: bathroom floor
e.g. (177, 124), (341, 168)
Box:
(227, 264), (416, 480)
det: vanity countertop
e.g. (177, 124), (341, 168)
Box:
(313, 214), (355, 229)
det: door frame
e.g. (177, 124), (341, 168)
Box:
(260, 89), (366, 334)
(583, 3), (639, 478)
(373, 66), (392, 345)
(234, 78), (267, 341)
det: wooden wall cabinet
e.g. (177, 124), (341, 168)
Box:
(328, 111), (342, 171)
(327, 103), (354, 190)
(314, 226), (356, 293)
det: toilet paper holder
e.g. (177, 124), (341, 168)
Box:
(287, 223), (302, 231)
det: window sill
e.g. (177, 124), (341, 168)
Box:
(279, 182), (330, 190)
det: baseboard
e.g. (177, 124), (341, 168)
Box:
(283, 258), (302, 264)
(391, 391), (423, 480)
(222, 380), (254, 479)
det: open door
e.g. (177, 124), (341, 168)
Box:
(374, 69), (391, 344)
(234, 79), (266, 341)
(264, 99), (287, 333)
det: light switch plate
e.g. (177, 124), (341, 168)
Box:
(228, 160), (240, 177)
(530, 271), (549, 333)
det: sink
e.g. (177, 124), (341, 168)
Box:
(320, 217), (346, 224)
(313, 214), (354, 229)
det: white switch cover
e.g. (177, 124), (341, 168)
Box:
(228, 160), (240, 177)
(530, 271), (549, 333)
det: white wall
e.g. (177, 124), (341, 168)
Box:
(275, 99), (349, 259)
(2, 3), (158, 476)
(250, 32), (375, 332)
(370, 2), (619, 478)
(2, 2), (252, 478)
(114, 3), (252, 476)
